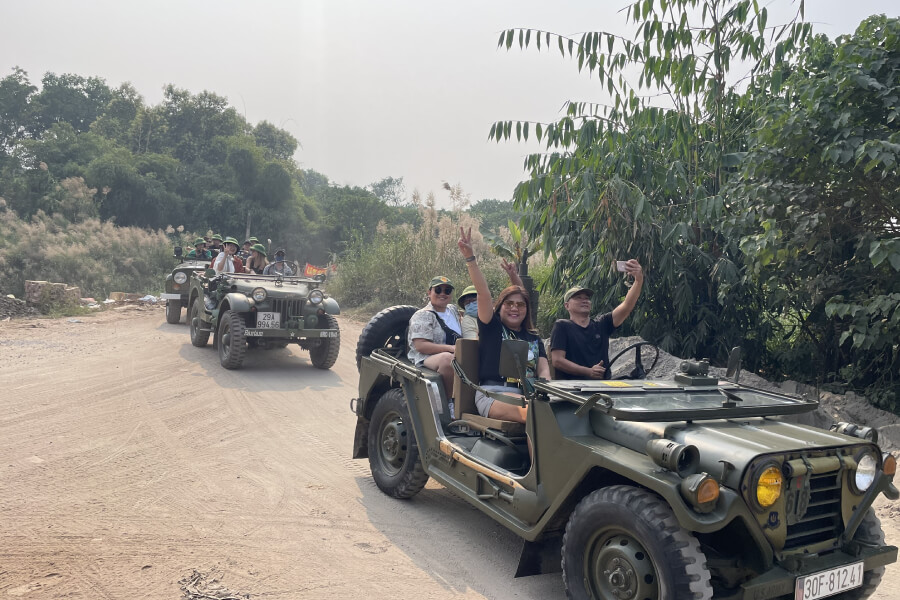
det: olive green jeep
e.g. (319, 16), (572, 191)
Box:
(187, 268), (340, 370)
(161, 246), (210, 324)
(352, 306), (897, 599)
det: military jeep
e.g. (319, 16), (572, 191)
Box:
(352, 306), (897, 599)
(187, 268), (340, 370)
(161, 246), (210, 324)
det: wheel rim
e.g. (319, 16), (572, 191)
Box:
(378, 411), (407, 475)
(586, 531), (657, 600)
(220, 325), (231, 359)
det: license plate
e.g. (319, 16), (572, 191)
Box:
(795, 562), (863, 600)
(256, 312), (280, 329)
(319, 330), (338, 338)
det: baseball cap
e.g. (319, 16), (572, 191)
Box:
(564, 286), (594, 303)
(429, 276), (453, 290)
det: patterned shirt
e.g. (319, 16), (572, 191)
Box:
(407, 303), (462, 365)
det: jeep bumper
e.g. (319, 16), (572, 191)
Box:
(738, 544), (897, 599)
(161, 293), (182, 300)
(242, 327), (339, 339)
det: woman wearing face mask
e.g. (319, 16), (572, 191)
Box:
(458, 227), (549, 424)
(458, 259), (524, 340)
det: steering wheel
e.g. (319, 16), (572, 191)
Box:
(607, 341), (660, 379)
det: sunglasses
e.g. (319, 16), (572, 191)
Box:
(502, 300), (527, 309)
(432, 286), (454, 295)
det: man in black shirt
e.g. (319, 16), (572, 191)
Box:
(550, 260), (644, 380)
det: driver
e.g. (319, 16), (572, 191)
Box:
(549, 260), (643, 380)
(263, 249), (294, 276)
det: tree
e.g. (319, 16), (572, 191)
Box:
(32, 72), (112, 134)
(492, 0), (810, 362)
(369, 176), (407, 206)
(469, 198), (517, 234)
(253, 120), (298, 161)
(722, 16), (900, 405)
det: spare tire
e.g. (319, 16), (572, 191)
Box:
(356, 305), (418, 369)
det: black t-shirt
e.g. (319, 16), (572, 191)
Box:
(549, 313), (617, 380)
(477, 313), (547, 383)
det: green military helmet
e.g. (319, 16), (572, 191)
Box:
(250, 243), (267, 256)
(211, 233), (224, 242)
(193, 237), (206, 246)
(223, 236), (239, 246)
(457, 285), (477, 307)
(249, 236), (259, 243)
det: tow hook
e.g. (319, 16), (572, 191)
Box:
(350, 398), (359, 415)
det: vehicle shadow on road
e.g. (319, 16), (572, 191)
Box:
(177, 343), (345, 393)
(353, 476), (564, 599)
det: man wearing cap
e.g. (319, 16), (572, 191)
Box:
(208, 234), (224, 258)
(263, 249), (294, 276)
(550, 259), (644, 379)
(186, 238), (211, 260)
(408, 275), (462, 395)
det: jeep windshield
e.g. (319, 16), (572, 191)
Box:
(537, 379), (819, 422)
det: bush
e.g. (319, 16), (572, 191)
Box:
(0, 201), (194, 299)
(330, 204), (521, 321)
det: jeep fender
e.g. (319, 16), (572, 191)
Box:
(221, 292), (254, 313)
(320, 297), (340, 315)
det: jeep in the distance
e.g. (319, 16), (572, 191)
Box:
(161, 245), (210, 324)
(352, 306), (897, 599)
(187, 267), (340, 370)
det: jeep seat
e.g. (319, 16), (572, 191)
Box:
(452, 338), (524, 436)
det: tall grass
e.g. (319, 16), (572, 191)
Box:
(330, 203), (518, 319)
(0, 198), (193, 299)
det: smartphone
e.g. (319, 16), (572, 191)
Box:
(616, 260), (628, 272)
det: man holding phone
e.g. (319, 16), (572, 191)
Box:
(550, 259), (644, 380)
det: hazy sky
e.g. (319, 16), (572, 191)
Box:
(1, 1), (895, 205)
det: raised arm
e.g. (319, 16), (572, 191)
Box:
(611, 259), (644, 327)
(501, 258), (524, 289)
(458, 227), (493, 325)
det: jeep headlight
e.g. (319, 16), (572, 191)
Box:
(853, 452), (878, 494)
(251, 287), (267, 302)
(755, 464), (783, 508)
(308, 289), (324, 305)
(173, 272), (188, 284)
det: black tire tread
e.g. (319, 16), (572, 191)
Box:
(165, 300), (182, 324)
(562, 485), (712, 600)
(189, 298), (210, 347)
(218, 309), (246, 369)
(355, 305), (418, 369)
(834, 509), (886, 599)
(367, 388), (428, 499)
(309, 313), (341, 369)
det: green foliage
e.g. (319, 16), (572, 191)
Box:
(493, 0), (809, 363)
(469, 198), (518, 235)
(0, 201), (190, 299)
(724, 16), (900, 402)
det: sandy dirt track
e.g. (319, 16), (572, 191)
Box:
(0, 307), (897, 599)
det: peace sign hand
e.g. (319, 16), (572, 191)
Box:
(458, 227), (474, 259)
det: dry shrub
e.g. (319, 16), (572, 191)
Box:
(331, 201), (513, 313)
(0, 204), (193, 299)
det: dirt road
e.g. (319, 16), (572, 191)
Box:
(1, 308), (897, 599)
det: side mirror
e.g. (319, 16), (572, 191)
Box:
(499, 339), (529, 382)
(204, 268), (216, 278)
(725, 347), (742, 383)
(174, 246), (183, 258)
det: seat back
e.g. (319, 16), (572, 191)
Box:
(453, 338), (479, 419)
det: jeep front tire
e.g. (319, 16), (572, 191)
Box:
(368, 388), (428, 499)
(218, 309), (246, 369)
(189, 298), (210, 347)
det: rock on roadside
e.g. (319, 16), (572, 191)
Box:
(0, 295), (39, 320)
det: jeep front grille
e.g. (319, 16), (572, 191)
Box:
(270, 298), (304, 320)
(784, 470), (843, 550)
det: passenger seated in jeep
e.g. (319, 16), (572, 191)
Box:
(457, 258), (524, 340)
(245, 244), (268, 274)
(212, 237), (246, 274)
(458, 227), (549, 423)
(263, 249), (294, 276)
(407, 275), (462, 396)
(186, 238), (211, 260)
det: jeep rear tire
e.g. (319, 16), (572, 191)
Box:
(165, 300), (182, 324)
(562, 485), (712, 600)
(309, 313), (340, 370)
(834, 509), (885, 599)
(368, 388), (428, 499)
(355, 305), (418, 369)
(218, 309), (246, 369)
(189, 298), (210, 347)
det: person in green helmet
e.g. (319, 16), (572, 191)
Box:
(186, 238), (211, 260)
(212, 237), (245, 273)
(245, 243), (268, 274)
(208, 234), (224, 258)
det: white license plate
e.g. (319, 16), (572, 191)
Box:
(795, 562), (863, 600)
(256, 312), (280, 329)
(319, 331), (338, 338)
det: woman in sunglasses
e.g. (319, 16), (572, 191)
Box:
(458, 227), (549, 423)
(407, 275), (463, 396)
